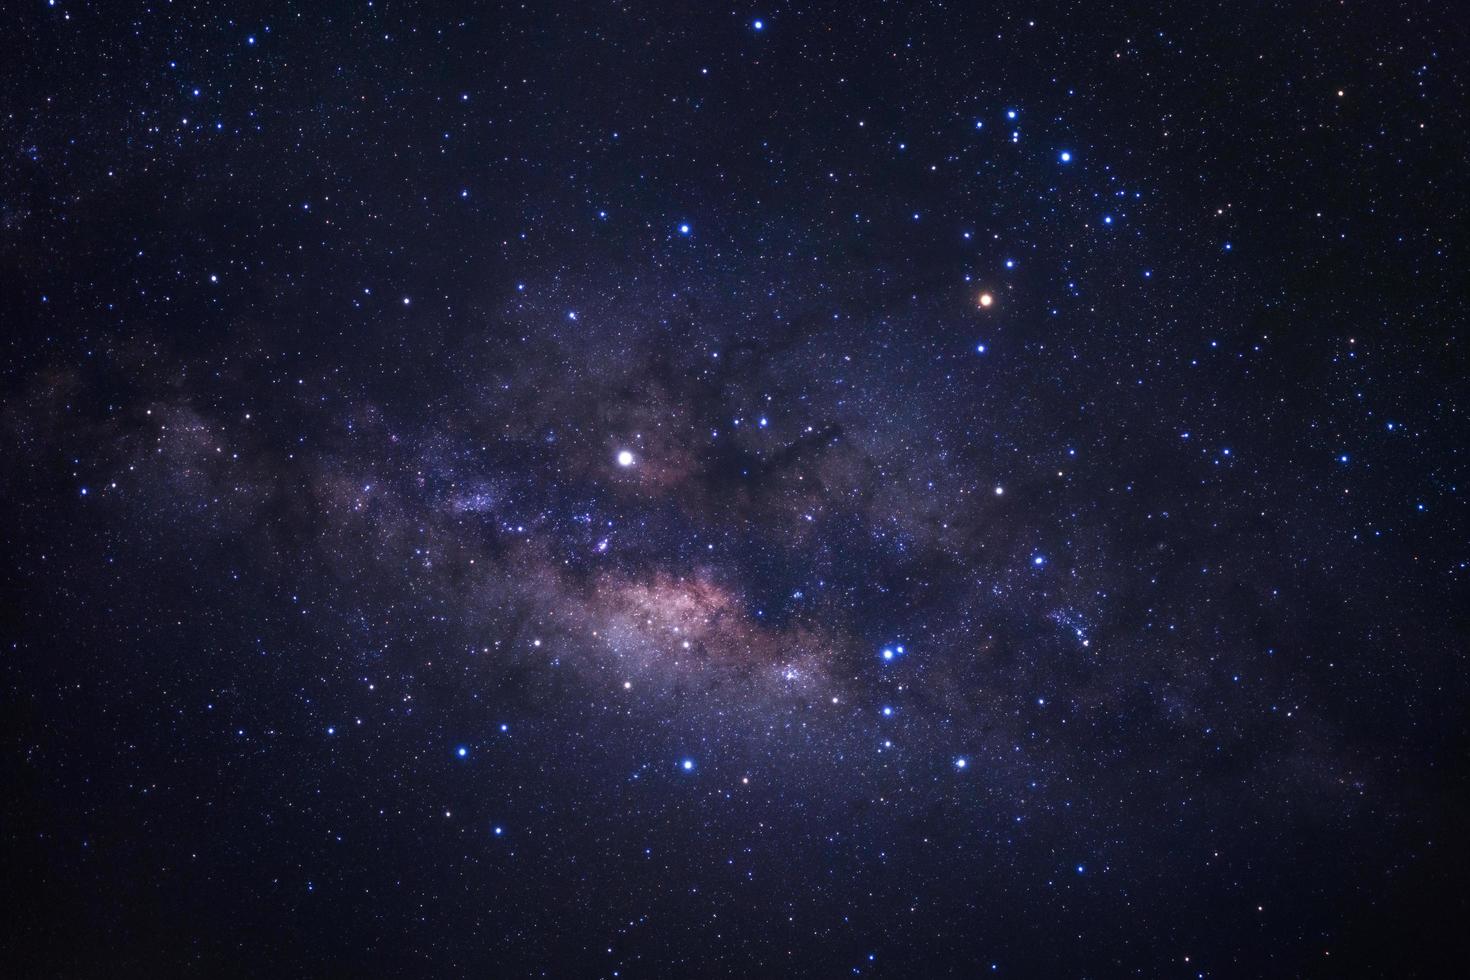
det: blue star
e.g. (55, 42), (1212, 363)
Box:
(678, 223), (691, 235)
(1059, 150), (1072, 163)
(456, 746), (468, 758)
(680, 758), (696, 772)
(752, 19), (764, 31)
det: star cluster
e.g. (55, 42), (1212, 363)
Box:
(3, 2), (1468, 976)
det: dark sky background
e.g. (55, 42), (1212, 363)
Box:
(3, 2), (1468, 976)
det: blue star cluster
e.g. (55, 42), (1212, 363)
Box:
(2, 2), (1467, 976)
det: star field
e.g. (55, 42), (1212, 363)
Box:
(3, 2), (1468, 976)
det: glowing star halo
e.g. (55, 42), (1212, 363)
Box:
(978, 291), (994, 309)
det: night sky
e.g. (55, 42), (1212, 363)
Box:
(4, 2), (1469, 977)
